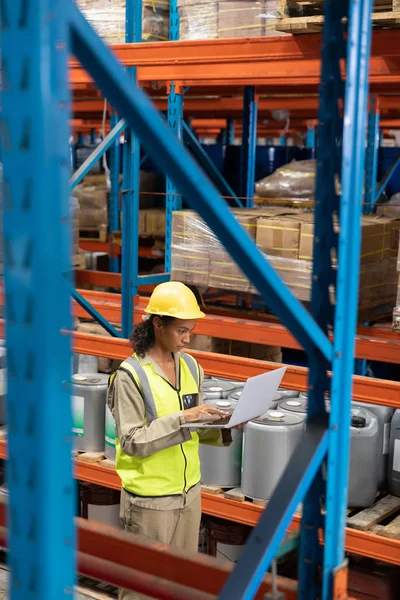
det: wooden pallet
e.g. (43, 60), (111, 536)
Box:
(79, 224), (108, 243)
(275, 0), (400, 33)
(202, 485), (400, 540)
(74, 450), (115, 469)
(347, 494), (400, 539)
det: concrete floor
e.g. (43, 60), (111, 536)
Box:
(0, 567), (115, 599)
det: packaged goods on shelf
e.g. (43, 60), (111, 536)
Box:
(255, 159), (316, 200)
(218, 0), (284, 38)
(75, 175), (109, 229)
(188, 335), (282, 362)
(171, 207), (299, 288)
(76, 0), (170, 43)
(76, 0), (126, 44)
(121, 208), (166, 237)
(376, 193), (400, 219)
(178, 0), (219, 40)
(142, 1), (170, 41)
(171, 209), (400, 320)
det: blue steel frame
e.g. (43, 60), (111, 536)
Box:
(109, 112), (121, 273)
(240, 86), (257, 207)
(364, 95), (380, 214)
(182, 121), (242, 207)
(2, 0), (374, 598)
(2, 0), (76, 597)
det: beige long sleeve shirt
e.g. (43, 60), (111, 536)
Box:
(108, 352), (231, 509)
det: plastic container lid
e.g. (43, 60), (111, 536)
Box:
(268, 410), (285, 419)
(209, 386), (223, 392)
(216, 401), (232, 408)
(351, 415), (366, 428)
(72, 374), (87, 382)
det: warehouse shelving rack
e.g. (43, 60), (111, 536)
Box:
(2, 0), (400, 599)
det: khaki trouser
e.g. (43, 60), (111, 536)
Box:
(119, 489), (201, 600)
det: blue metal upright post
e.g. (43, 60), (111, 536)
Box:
(121, 0), (142, 337)
(298, 0), (347, 594)
(240, 87), (257, 207)
(323, 0), (374, 597)
(279, 133), (287, 146)
(227, 117), (235, 145)
(165, 0), (182, 272)
(306, 120), (316, 149)
(165, 83), (183, 272)
(364, 95), (380, 214)
(109, 113), (121, 273)
(2, 0), (75, 597)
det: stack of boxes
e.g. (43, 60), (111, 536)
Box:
(171, 209), (400, 321)
(74, 174), (109, 232)
(76, 0), (283, 42)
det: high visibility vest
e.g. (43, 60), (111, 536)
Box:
(111, 352), (201, 497)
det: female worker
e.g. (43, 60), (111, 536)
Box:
(107, 282), (232, 587)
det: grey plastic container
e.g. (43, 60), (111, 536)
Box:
(242, 410), (304, 501)
(348, 407), (380, 508)
(216, 377), (246, 391)
(352, 401), (394, 489)
(72, 373), (108, 452)
(105, 404), (116, 461)
(278, 398), (307, 417)
(199, 397), (242, 488)
(203, 379), (236, 400)
(278, 388), (300, 399)
(388, 409), (400, 497)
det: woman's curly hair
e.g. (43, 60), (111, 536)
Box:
(130, 315), (175, 358)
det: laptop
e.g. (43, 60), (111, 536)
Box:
(181, 367), (287, 429)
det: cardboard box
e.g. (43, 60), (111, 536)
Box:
(208, 248), (251, 293)
(256, 214), (314, 260)
(144, 209), (166, 237)
(178, 0), (218, 40)
(218, 0), (266, 38)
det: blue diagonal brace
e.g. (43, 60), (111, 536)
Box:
(375, 149), (400, 204)
(182, 121), (243, 207)
(219, 419), (329, 599)
(72, 289), (121, 338)
(70, 118), (126, 190)
(70, 5), (332, 363)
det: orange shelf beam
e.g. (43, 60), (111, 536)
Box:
(0, 439), (396, 568)
(70, 288), (400, 365)
(69, 31), (400, 91)
(70, 330), (400, 407)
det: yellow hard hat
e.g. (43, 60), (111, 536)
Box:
(145, 281), (205, 320)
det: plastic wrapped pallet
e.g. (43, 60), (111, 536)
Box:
(171, 209), (400, 321)
(76, 0), (126, 44)
(77, 1), (170, 43)
(178, 0), (219, 40)
(218, 0), (284, 38)
(171, 207), (301, 289)
(142, 1), (170, 41)
(255, 159), (316, 200)
(75, 175), (109, 229)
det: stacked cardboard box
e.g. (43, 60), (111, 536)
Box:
(77, 0), (285, 42)
(188, 335), (282, 362)
(75, 175), (109, 229)
(171, 209), (400, 321)
(171, 208), (300, 290)
(77, 0), (169, 43)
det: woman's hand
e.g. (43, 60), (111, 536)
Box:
(183, 405), (229, 423)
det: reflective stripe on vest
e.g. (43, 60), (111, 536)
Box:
(115, 352), (201, 497)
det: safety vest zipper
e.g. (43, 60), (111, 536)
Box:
(177, 390), (188, 494)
